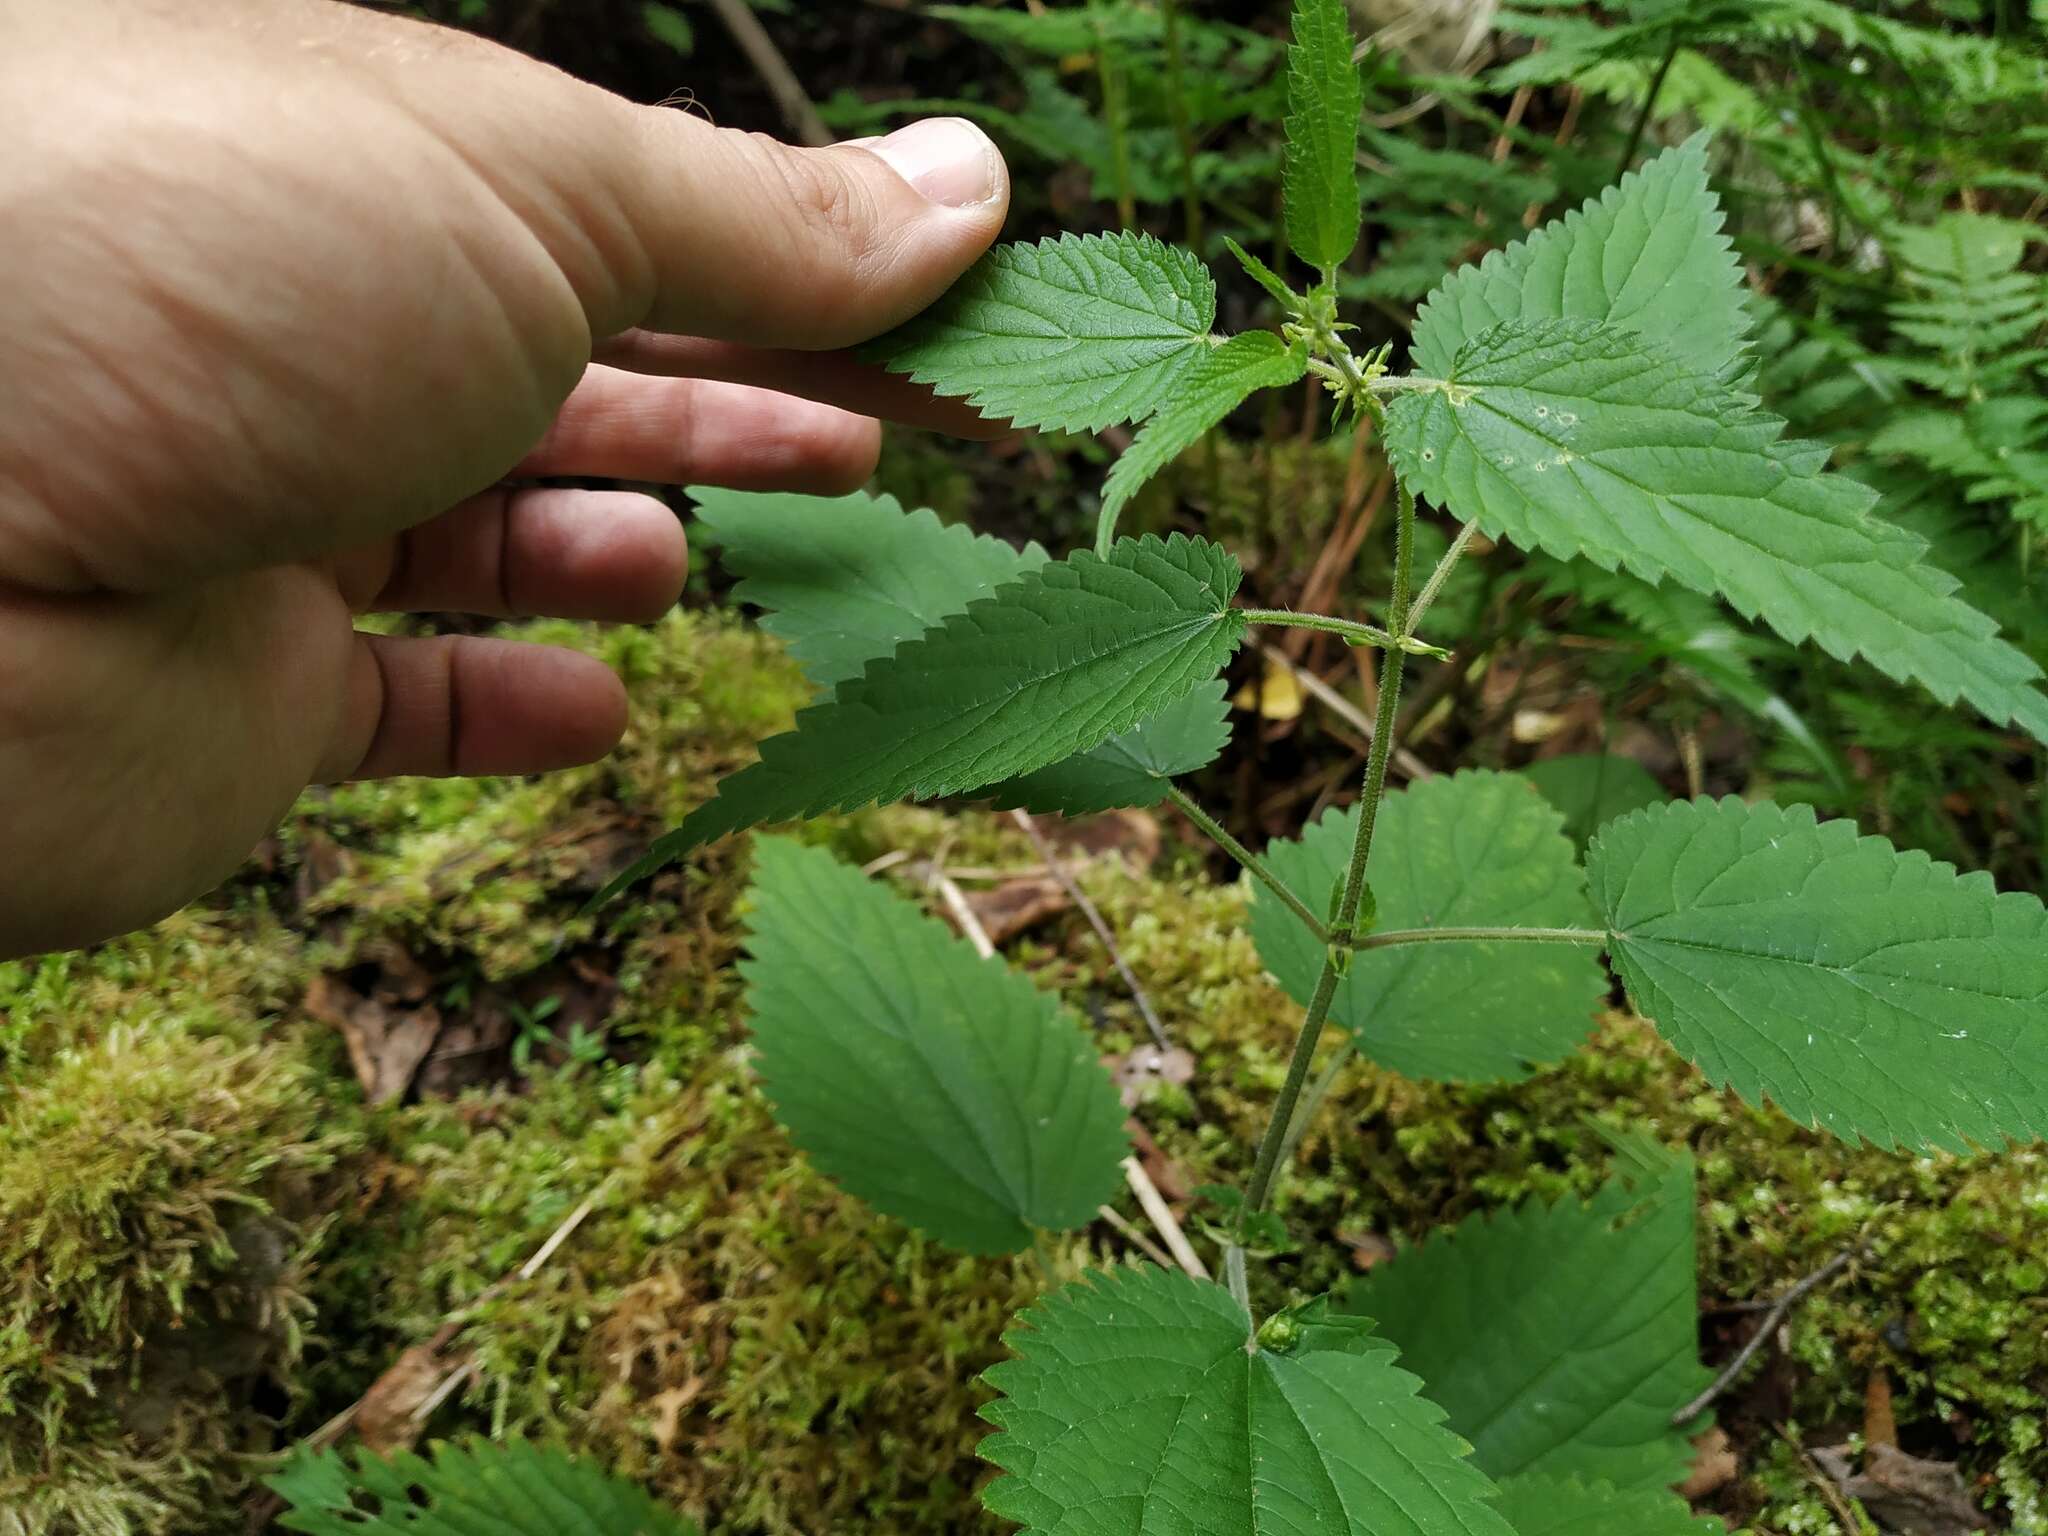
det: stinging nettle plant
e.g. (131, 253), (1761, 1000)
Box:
(595, 0), (2048, 1528)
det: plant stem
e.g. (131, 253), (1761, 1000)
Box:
(1160, 0), (1202, 252)
(1166, 785), (1328, 943)
(1406, 517), (1480, 635)
(1353, 924), (1607, 951)
(1618, 30), (1680, 175)
(1091, 0), (1138, 230)
(1237, 485), (1418, 1237)
(1240, 608), (1444, 657)
(1274, 1044), (1352, 1173)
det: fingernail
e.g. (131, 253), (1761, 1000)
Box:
(867, 117), (1002, 208)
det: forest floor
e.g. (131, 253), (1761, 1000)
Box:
(5, 598), (2045, 1536)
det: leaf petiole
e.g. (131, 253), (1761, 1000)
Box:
(1239, 608), (1450, 658)
(1166, 785), (1330, 943)
(1350, 925), (1609, 951)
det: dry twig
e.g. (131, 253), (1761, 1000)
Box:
(1254, 641), (1433, 780)
(1006, 809), (1171, 1051)
(1123, 1156), (1209, 1280)
(1674, 1246), (1858, 1425)
(703, 0), (831, 146)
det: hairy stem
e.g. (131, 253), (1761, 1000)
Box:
(1240, 608), (1445, 657)
(1353, 924), (1608, 951)
(1406, 517), (1480, 634)
(1167, 785), (1330, 942)
(1274, 1044), (1353, 1173)
(1237, 485), (1417, 1239)
(1160, 0), (1203, 252)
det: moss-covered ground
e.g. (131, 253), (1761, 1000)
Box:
(3, 606), (2043, 1534)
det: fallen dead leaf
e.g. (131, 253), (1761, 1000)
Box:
(963, 875), (1071, 944)
(411, 991), (514, 1100)
(1125, 1119), (1191, 1202)
(1810, 1442), (1986, 1536)
(1679, 1426), (1738, 1500)
(1042, 808), (1161, 869)
(354, 1342), (456, 1455)
(304, 974), (440, 1106)
(1233, 660), (1304, 721)
(1110, 1044), (1195, 1109)
(1337, 1229), (1398, 1272)
(649, 1378), (704, 1454)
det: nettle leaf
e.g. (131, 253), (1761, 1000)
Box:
(991, 678), (1230, 816)
(1095, 330), (1308, 554)
(1348, 1150), (1708, 1494)
(1281, 0), (1363, 272)
(982, 1266), (1515, 1536)
(1493, 1475), (1727, 1536)
(1252, 771), (1606, 1082)
(1410, 134), (1747, 379)
(692, 486), (1047, 690)
(870, 231), (1220, 433)
(270, 1437), (697, 1536)
(1519, 753), (1665, 854)
(692, 488), (1228, 822)
(1385, 319), (2048, 743)
(1588, 797), (2048, 1153)
(604, 535), (1247, 893)
(741, 838), (1126, 1254)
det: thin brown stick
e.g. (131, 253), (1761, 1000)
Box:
(1123, 1156), (1209, 1280)
(245, 1186), (606, 1527)
(1096, 1201), (1176, 1270)
(1254, 641), (1432, 780)
(1674, 1248), (1857, 1425)
(1007, 809), (1171, 1051)
(703, 0), (831, 146)
(1491, 82), (1534, 163)
(928, 867), (996, 959)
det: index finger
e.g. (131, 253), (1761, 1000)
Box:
(591, 332), (1014, 441)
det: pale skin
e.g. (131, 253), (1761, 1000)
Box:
(0, 0), (1012, 958)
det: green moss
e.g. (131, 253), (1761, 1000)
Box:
(0, 1023), (348, 1534)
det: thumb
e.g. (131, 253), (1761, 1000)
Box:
(597, 113), (1009, 351)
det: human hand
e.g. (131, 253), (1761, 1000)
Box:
(0, 0), (1009, 957)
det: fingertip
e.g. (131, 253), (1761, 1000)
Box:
(519, 489), (689, 623)
(536, 646), (632, 765)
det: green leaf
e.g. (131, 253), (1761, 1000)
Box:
(1410, 135), (1747, 382)
(870, 232), (1220, 433)
(926, 2), (1162, 57)
(1224, 233), (1304, 310)
(1251, 771), (1606, 1082)
(1095, 330), (1308, 553)
(1348, 1152), (1708, 1494)
(740, 839), (1126, 1253)
(693, 487), (1048, 691)
(990, 678), (1231, 815)
(641, 1), (694, 56)
(603, 535), (1248, 894)
(1588, 796), (2048, 1153)
(1281, 0), (1363, 272)
(1386, 318), (2048, 743)
(691, 485), (1224, 820)
(270, 1437), (697, 1536)
(1493, 1475), (1727, 1536)
(982, 1267), (1515, 1536)
(1519, 754), (1665, 853)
